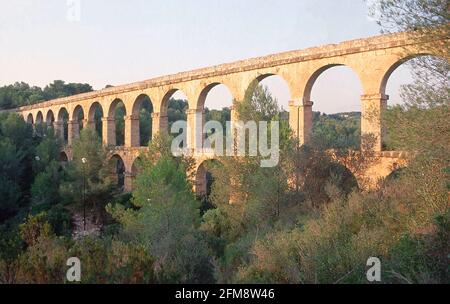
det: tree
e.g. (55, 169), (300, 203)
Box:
(114, 103), (126, 146)
(198, 84), (295, 281)
(31, 163), (62, 208)
(238, 84), (279, 122)
(43, 80), (93, 100)
(0, 140), (23, 220)
(0, 113), (34, 222)
(60, 128), (115, 225)
(167, 99), (188, 131)
(0, 81), (93, 110)
(374, 0), (449, 213)
(369, 0), (449, 160)
(370, 0), (449, 33)
(311, 112), (361, 149)
(139, 105), (152, 146)
(108, 134), (214, 283)
(0, 82), (44, 109)
(205, 107), (231, 130)
(1, 213), (156, 284)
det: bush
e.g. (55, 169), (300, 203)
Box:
(385, 212), (450, 283)
(46, 205), (72, 237)
(234, 163), (449, 284)
(68, 237), (155, 284)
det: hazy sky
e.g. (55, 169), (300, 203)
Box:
(0, 0), (412, 113)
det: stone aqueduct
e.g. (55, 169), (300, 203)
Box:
(12, 29), (447, 194)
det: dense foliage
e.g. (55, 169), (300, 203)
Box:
(312, 112), (361, 149)
(0, 80), (93, 110)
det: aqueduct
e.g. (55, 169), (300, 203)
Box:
(11, 29), (448, 194)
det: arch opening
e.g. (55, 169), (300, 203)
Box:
(59, 151), (69, 163)
(199, 83), (233, 149)
(109, 155), (126, 190)
(36, 111), (43, 124)
(58, 108), (69, 144)
(244, 74), (290, 121)
(306, 65), (363, 150)
(88, 102), (104, 140)
(108, 99), (126, 147)
(383, 54), (448, 150)
(164, 89), (188, 124)
(46, 110), (55, 128)
(130, 157), (143, 190)
(35, 111), (44, 136)
(381, 54), (448, 95)
(131, 157), (142, 177)
(195, 159), (224, 213)
(162, 89), (188, 144)
(132, 94), (154, 146)
(199, 83), (233, 112)
(26, 113), (34, 124)
(73, 105), (85, 131)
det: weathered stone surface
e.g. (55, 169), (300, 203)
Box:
(11, 29), (447, 194)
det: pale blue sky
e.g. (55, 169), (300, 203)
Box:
(0, 0), (411, 113)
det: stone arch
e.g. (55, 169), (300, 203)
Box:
(109, 154), (126, 190)
(160, 88), (189, 136)
(127, 156), (143, 192)
(65, 105), (85, 145)
(72, 105), (85, 124)
(198, 83), (219, 110)
(197, 82), (233, 110)
(195, 158), (222, 198)
(57, 107), (69, 122)
(87, 102), (104, 139)
(377, 53), (448, 150)
(131, 94), (154, 146)
(26, 113), (34, 124)
(57, 108), (70, 143)
(303, 64), (362, 103)
(132, 94), (153, 116)
(161, 88), (183, 116)
(59, 151), (69, 163)
(298, 64), (363, 148)
(196, 83), (234, 150)
(242, 73), (293, 130)
(45, 109), (55, 127)
(195, 160), (209, 198)
(131, 156), (142, 177)
(35, 111), (44, 136)
(35, 111), (43, 124)
(88, 102), (103, 121)
(108, 98), (127, 118)
(36, 111), (43, 124)
(244, 73), (292, 104)
(379, 53), (448, 95)
(108, 98), (127, 146)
